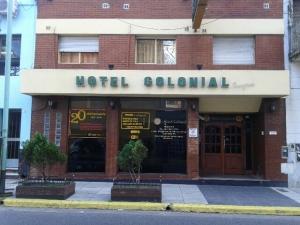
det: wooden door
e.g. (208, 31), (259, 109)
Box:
(202, 125), (223, 175)
(202, 123), (244, 175)
(223, 124), (244, 175)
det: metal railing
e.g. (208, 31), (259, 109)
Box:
(290, 16), (300, 60)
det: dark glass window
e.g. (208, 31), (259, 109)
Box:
(68, 138), (106, 172)
(119, 99), (187, 174)
(0, 35), (21, 76)
(67, 98), (107, 173)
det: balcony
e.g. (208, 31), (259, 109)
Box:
(192, 0), (208, 30)
(290, 17), (300, 60)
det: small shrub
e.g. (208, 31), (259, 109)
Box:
(23, 133), (66, 181)
(117, 140), (148, 183)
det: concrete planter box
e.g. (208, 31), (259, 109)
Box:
(16, 182), (75, 200)
(111, 183), (162, 202)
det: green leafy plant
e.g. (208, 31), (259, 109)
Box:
(23, 132), (66, 181)
(117, 140), (148, 183)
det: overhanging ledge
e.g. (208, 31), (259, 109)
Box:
(20, 69), (290, 97)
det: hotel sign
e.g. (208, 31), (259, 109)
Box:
(76, 76), (230, 89)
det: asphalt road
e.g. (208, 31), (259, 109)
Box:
(1, 207), (300, 225)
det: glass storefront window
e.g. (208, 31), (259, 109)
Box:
(119, 99), (187, 174)
(67, 98), (107, 173)
(68, 138), (106, 172)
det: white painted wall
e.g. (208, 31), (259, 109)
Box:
(284, 0), (300, 188)
(0, 0), (36, 168)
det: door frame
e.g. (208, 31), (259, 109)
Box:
(200, 121), (245, 176)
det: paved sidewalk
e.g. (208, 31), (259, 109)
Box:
(68, 183), (207, 204)
(198, 185), (300, 207)
(4, 179), (300, 207)
(4, 180), (207, 204)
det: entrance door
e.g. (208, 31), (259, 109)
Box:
(202, 123), (244, 175)
(223, 125), (243, 174)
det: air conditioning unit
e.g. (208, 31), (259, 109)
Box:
(0, 0), (19, 18)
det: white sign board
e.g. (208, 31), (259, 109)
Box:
(189, 128), (198, 138)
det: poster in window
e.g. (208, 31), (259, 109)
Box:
(121, 112), (150, 130)
(69, 109), (106, 137)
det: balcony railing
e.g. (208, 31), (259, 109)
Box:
(290, 14), (300, 60)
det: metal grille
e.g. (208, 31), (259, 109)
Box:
(43, 111), (50, 140)
(7, 109), (21, 159)
(55, 112), (62, 147)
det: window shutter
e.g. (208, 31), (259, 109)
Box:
(59, 37), (99, 52)
(213, 37), (255, 65)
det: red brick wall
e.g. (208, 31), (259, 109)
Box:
(187, 99), (200, 179)
(263, 98), (287, 181)
(35, 35), (58, 69)
(30, 96), (70, 177)
(253, 98), (287, 181)
(37, 0), (282, 19)
(35, 34), (284, 70)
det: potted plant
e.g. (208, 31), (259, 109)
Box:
(16, 133), (75, 200)
(111, 140), (162, 202)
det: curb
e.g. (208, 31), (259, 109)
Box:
(171, 204), (300, 216)
(3, 198), (300, 216)
(3, 198), (167, 211)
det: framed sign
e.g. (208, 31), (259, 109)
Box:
(121, 112), (150, 130)
(189, 128), (198, 138)
(69, 109), (106, 137)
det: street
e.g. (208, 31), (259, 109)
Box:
(0, 207), (300, 225)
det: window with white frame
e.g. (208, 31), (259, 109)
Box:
(136, 38), (176, 64)
(213, 37), (255, 65)
(58, 36), (99, 64)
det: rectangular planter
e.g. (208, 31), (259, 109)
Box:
(16, 182), (75, 200)
(111, 183), (161, 202)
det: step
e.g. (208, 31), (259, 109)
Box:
(5, 168), (19, 179)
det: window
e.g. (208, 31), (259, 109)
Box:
(58, 36), (99, 64)
(67, 98), (107, 172)
(136, 39), (176, 64)
(119, 99), (187, 174)
(0, 35), (21, 76)
(213, 37), (255, 65)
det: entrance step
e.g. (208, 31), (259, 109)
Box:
(5, 168), (19, 179)
(199, 176), (287, 187)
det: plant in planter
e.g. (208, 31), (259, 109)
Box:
(16, 133), (75, 199)
(117, 140), (148, 183)
(111, 140), (162, 202)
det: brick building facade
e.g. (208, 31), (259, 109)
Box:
(21, 0), (289, 181)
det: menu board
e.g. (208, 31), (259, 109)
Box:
(121, 112), (150, 130)
(69, 109), (106, 137)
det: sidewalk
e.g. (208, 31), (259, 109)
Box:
(4, 180), (208, 204)
(3, 179), (300, 216)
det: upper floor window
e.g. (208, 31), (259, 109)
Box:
(136, 38), (176, 64)
(213, 37), (255, 65)
(0, 35), (21, 76)
(58, 36), (99, 64)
